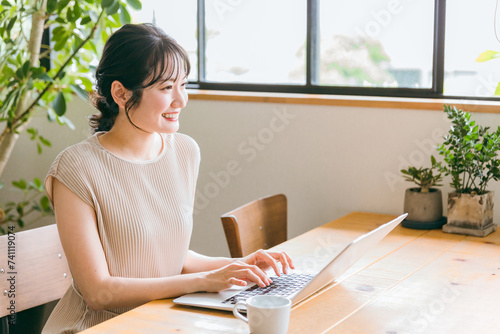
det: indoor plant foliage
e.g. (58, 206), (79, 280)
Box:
(437, 105), (500, 236)
(401, 156), (442, 193)
(0, 0), (142, 233)
(401, 156), (444, 226)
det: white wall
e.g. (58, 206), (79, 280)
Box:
(3, 97), (500, 256)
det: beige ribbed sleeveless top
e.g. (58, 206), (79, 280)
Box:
(42, 132), (200, 334)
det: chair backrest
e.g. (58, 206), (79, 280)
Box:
(0, 224), (71, 318)
(221, 194), (287, 258)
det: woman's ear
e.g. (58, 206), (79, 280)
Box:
(110, 80), (131, 109)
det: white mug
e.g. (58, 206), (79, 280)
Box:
(233, 295), (291, 334)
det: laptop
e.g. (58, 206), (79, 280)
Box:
(173, 213), (407, 311)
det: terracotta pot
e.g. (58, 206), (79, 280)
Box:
(443, 191), (497, 237)
(403, 188), (443, 223)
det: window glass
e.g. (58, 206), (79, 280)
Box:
(319, 0), (434, 89)
(131, 0), (198, 82)
(445, 0), (500, 98)
(204, 0), (307, 84)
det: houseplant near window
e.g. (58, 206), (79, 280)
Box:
(401, 156), (445, 229)
(0, 0), (141, 234)
(436, 105), (500, 237)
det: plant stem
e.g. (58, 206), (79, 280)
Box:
(0, 0), (47, 178)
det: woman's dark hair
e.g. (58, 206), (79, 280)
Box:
(89, 23), (190, 133)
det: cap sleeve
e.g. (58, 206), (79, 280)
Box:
(45, 148), (94, 209)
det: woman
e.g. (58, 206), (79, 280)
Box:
(42, 23), (293, 333)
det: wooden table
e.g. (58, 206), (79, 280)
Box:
(82, 212), (500, 333)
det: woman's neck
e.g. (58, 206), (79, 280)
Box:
(98, 120), (164, 161)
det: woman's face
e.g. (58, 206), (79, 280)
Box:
(128, 71), (188, 134)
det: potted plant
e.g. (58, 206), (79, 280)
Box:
(436, 105), (500, 237)
(401, 156), (445, 229)
(0, 0), (141, 331)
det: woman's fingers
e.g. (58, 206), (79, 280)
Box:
(254, 250), (281, 276)
(274, 251), (294, 274)
(228, 277), (247, 287)
(204, 251), (295, 293)
(245, 250), (295, 275)
(226, 262), (271, 287)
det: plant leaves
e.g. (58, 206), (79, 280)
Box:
(101, 0), (115, 8)
(52, 92), (66, 116)
(106, 0), (120, 15)
(495, 82), (500, 96)
(70, 83), (89, 101)
(56, 115), (75, 130)
(12, 179), (27, 190)
(46, 0), (57, 13)
(39, 136), (51, 147)
(40, 195), (51, 212)
(126, 0), (142, 10)
(119, 4), (131, 24)
(80, 15), (92, 25)
(476, 50), (500, 63)
(32, 178), (42, 189)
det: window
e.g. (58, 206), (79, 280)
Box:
(132, 0), (500, 101)
(205, 0), (306, 84)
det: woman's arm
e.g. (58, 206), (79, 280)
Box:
(53, 179), (275, 311)
(53, 178), (205, 310)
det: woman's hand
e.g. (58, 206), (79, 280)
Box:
(201, 261), (273, 292)
(242, 249), (295, 277)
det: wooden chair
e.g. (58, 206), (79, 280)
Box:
(221, 194), (287, 258)
(0, 224), (71, 320)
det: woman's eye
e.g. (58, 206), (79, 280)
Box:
(162, 85), (173, 90)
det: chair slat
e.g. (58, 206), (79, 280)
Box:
(0, 224), (72, 318)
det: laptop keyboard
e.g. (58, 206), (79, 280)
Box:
(222, 273), (315, 305)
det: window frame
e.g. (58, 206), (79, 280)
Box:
(186, 0), (500, 102)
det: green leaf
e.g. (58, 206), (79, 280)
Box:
(495, 82), (500, 96)
(26, 128), (36, 137)
(80, 15), (92, 25)
(39, 136), (51, 147)
(40, 196), (51, 212)
(22, 60), (30, 77)
(1, 0), (12, 7)
(70, 83), (89, 101)
(6, 17), (16, 31)
(431, 155), (437, 165)
(57, 115), (75, 130)
(47, 108), (56, 122)
(476, 50), (500, 62)
(126, 0), (142, 10)
(106, 0), (120, 15)
(119, 4), (131, 24)
(475, 143), (483, 151)
(12, 179), (27, 190)
(36, 73), (53, 82)
(54, 34), (70, 51)
(101, 0), (115, 8)
(47, 0), (57, 12)
(67, 6), (76, 22)
(52, 92), (66, 116)
(32, 178), (42, 189)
